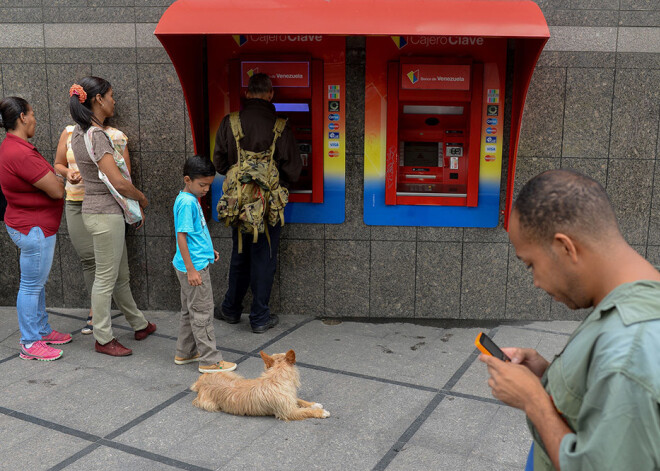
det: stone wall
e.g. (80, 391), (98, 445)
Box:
(0, 0), (658, 320)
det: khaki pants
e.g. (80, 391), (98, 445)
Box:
(65, 201), (95, 297)
(82, 213), (148, 345)
(175, 266), (222, 364)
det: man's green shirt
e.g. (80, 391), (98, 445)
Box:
(530, 280), (660, 470)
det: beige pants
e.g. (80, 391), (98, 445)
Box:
(65, 201), (95, 297)
(82, 213), (148, 345)
(175, 266), (222, 364)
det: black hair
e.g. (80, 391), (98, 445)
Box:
(0, 96), (30, 131)
(247, 73), (273, 96)
(183, 155), (216, 180)
(513, 169), (619, 244)
(69, 76), (111, 131)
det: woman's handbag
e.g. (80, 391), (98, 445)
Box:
(83, 127), (142, 224)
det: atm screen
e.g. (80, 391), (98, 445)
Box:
(403, 142), (441, 167)
(274, 103), (309, 112)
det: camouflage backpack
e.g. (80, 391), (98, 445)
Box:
(216, 112), (289, 253)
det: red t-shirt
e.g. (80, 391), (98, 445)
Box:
(0, 133), (63, 237)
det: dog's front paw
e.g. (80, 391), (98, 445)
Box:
(321, 409), (330, 418)
(311, 403), (323, 409)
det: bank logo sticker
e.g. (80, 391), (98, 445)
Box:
(328, 113), (340, 121)
(328, 132), (340, 139)
(486, 127), (497, 135)
(328, 100), (340, 112)
(484, 154), (496, 162)
(328, 92), (340, 99)
(391, 36), (407, 49)
(406, 69), (419, 85)
(485, 145), (497, 153)
(233, 35), (248, 47)
(485, 136), (497, 143)
(328, 123), (339, 130)
(328, 141), (340, 149)
(487, 89), (499, 104)
(486, 118), (498, 125)
(487, 105), (499, 116)
(328, 85), (340, 91)
(328, 150), (339, 157)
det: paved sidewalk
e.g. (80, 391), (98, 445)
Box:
(0, 307), (579, 471)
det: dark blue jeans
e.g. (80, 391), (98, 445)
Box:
(221, 223), (281, 328)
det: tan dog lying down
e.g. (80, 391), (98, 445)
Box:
(191, 350), (330, 421)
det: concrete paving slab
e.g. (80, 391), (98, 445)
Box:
(0, 413), (90, 471)
(0, 307), (587, 471)
(62, 445), (184, 471)
(387, 396), (528, 471)
(115, 356), (435, 470)
(388, 447), (522, 471)
(264, 319), (488, 390)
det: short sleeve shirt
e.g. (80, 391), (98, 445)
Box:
(70, 125), (122, 215)
(172, 191), (215, 272)
(64, 125), (128, 202)
(0, 133), (63, 236)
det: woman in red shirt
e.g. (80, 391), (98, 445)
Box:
(0, 97), (72, 361)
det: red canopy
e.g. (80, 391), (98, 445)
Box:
(155, 0), (549, 229)
(155, 0), (549, 38)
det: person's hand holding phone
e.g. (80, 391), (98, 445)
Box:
(501, 347), (550, 378)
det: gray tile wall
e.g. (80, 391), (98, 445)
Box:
(0, 1), (658, 321)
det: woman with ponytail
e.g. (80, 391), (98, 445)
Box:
(54, 113), (133, 336)
(68, 77), (156, 356)
(0, 97), (72, 361)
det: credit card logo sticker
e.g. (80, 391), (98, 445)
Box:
(485, 136), (497, 143)
(484, 155), (496, 162)
(328, 92), (340, 99)
(486, 118), (498, 125)
(486, 127), (497, 135)
(328, 113), (340, 121)
(328, 141), (340, 149)
(328, 123), (339, 130)
(487, 105), (499, 116)
(485, 145), (497, 152)
(328, 101), (340, 112)
(328, 132), (340, 139)
(328, 150), (339, 157)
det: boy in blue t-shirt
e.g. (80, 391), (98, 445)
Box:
(172, 155), (236, 374)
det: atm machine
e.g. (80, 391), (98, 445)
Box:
(386, 58), (482, 207)
(229, 58), (324, 203)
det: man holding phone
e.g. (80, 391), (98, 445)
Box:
(480, 169), (660, 470)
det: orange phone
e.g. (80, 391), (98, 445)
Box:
(475, 332), (510, 362)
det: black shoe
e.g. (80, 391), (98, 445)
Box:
(252, 314), (279, 334)
(214, 306), (240, 324)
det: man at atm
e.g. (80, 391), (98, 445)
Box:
(213, 73), (302, 334)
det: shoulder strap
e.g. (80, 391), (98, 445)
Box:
(267, 117), (288, 174)
(229, 112), (244, 151)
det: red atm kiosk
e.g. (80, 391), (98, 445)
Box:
(386, 58), (482, 207)
(228, 58), (324, 203)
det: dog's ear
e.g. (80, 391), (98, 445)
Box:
(285, 349), (296, 365)
(260, 350), (274, 369)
